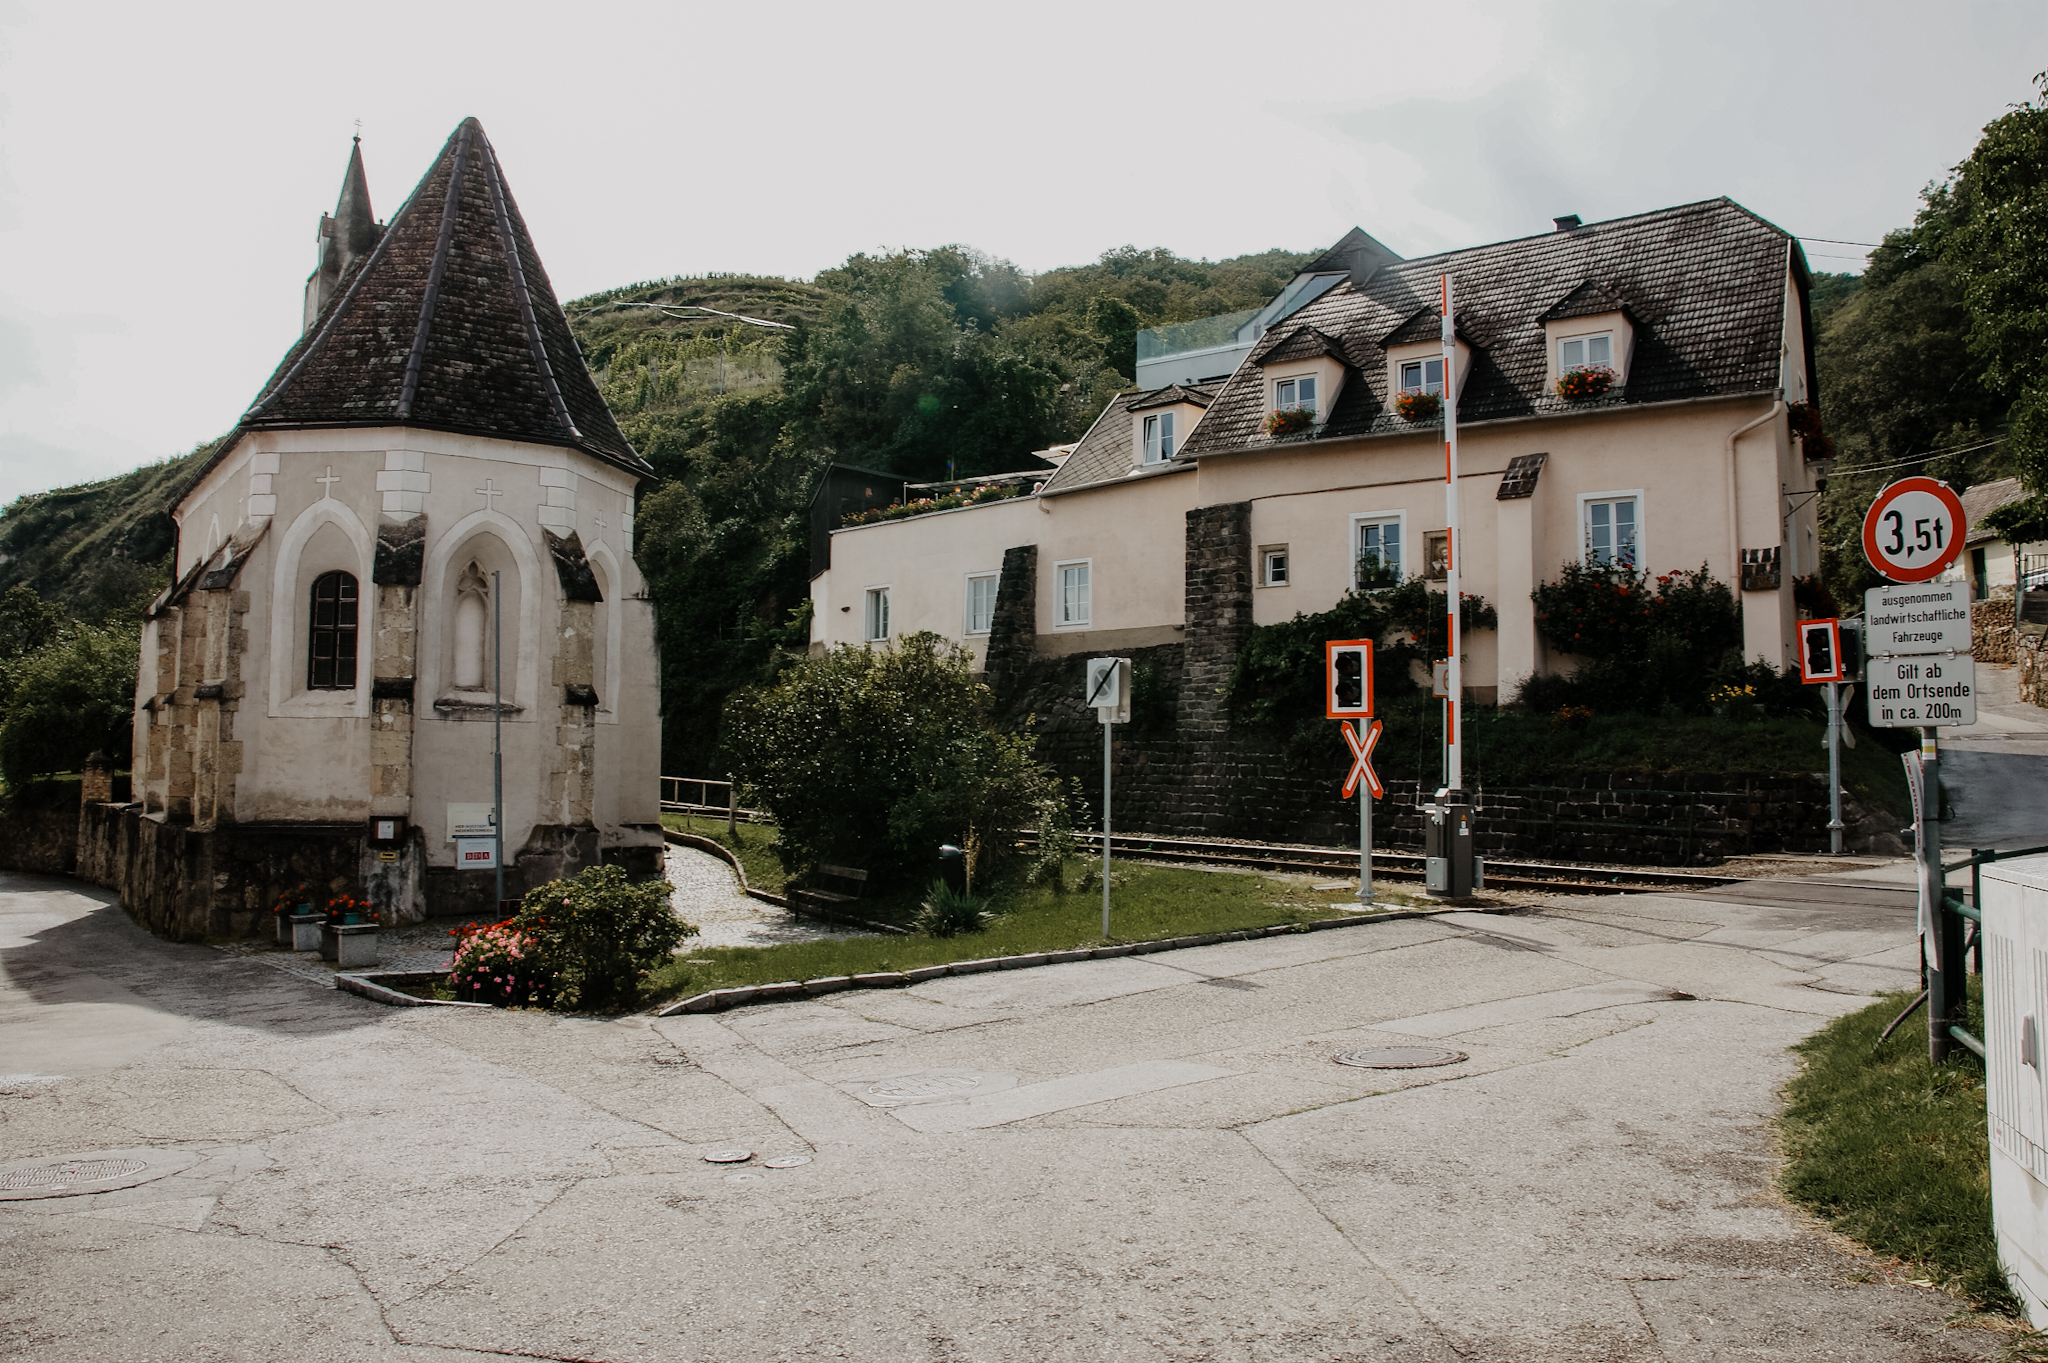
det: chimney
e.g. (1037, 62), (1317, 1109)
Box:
(1553, 214), (1582, 232)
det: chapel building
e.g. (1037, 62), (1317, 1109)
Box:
(88, 119), (662, 937)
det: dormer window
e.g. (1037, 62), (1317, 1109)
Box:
(1143, 412), (1175, 463)
(1398, 357), (1444, 396)
(1559, 333), (1613, 371)
(1274, 375), (1318, 416)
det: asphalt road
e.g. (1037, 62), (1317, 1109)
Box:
(0, 863), (2006, 1362)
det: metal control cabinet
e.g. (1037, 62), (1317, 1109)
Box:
(1423, 792), (1477, 899)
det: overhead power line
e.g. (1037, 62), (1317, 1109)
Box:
(568, 301), (794, 330)
(1798, 236), (1883, 248)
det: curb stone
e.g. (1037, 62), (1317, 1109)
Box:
(336, 970), (490, 1009)
(650, 903), (1512, 1018)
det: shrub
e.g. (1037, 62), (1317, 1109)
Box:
(914, 880), (994, 936)
(513, 863), (693, 1011)
(723, 632), (1056, 888)
(448, 919), (554, 1007)
(1024, 775), (1086, 891)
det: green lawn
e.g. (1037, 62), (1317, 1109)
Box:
(643, 860), (1420, 1006)
(1778, 978), (2016, 1315)
(660, 813), (788, 894)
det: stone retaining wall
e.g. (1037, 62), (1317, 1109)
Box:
(1976, 597), (2017, 663)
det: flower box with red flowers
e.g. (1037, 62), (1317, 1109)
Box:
(1555, 364), (1617, 401)
(1263, 406), (1316, 437)
(1393, 390), (1441, 422)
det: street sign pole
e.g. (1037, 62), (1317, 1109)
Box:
(1358, 724), (1373, 905)
(1826, 683), (1844, 855)
(1085, 658), (1131, 939)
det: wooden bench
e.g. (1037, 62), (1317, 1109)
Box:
(794, 864), (868, 916)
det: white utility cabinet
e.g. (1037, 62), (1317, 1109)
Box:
(1982, 854), (2048, 1322)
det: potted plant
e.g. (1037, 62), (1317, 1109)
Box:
(1263, 407), (1316, 437)
(272, 882), (322, 950)
(1394, 390), (1441, 422)
(1555, 364), (1616, 401)
(319, 893), (381, 968)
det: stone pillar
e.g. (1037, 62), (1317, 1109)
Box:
(553, 598), (599, 828)
(1494, 496), (1537, 700)
(80, 752), (113, 804)
(1178, 503), (1253, 738)
(366, 514), (426, 923)
(983, 544), (1037, 700)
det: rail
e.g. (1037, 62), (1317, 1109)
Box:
(659, 776), (770, 824)
(1928, 842), (2048, 1060)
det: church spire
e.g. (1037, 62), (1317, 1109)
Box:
(303, 137), (385, 334)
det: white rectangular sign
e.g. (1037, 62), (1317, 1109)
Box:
(447, 803), (497, 839)
(1864, 581), (1971, 656)
(1085, 657), (1131, 724)
(455, 836), (499, 869)
(1867, 654), (1977, 727)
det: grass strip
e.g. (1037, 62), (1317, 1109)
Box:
(644, 861), (1422, 1006)
(1778, 976), (2017, 1315)
(660, 812), (788, 894)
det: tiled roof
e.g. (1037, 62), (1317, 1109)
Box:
(1962, 476), (2026, 544)
(213, 119), (646, 486)
(1250, 326), (1344, 366)
(1038, 383), (1217, 496)
(1540, 279), (1629, 322)
(1127, 382), (1218, 413)
(1180, 199), (1799, 460)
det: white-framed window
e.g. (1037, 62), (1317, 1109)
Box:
(864, 586), (891, 642)
(965, 572), (998, 636)
(1559, 332), (1613, 371)
(1350, 512), (1404, 590)
(1398, 357), (1445, 396)
(1055, 559), (1091, 627)
(1274, 375), (1318, 415)
(1261, 546), (1289, 587)
(1143, 412), (1176, 463)
(1580, 492), (1642, 568)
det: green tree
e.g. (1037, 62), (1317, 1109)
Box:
(721, 632), (1054, 887)
(0, 622), (139, 790)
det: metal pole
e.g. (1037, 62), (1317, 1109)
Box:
(1102, 718), (1113, 938)
(1357, 720), (1374, 905)
(1827, 682), (1844, 854)
(493, 570), (504, 912)
(1441, 274), (1463, 794)
(1920, 726), (1951, 1064)
(727, 774), (737, 837)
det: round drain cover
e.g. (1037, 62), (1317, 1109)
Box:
(1334, 1047), (1468, 1070)
(763, 1155), (811, 1169)
(702, 1148), (753, 1164)
(0, 1157), (145, 1192)
(865, 1071), (981, 1103)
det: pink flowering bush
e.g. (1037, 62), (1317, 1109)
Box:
(512, 864), (692, 1012)
(448, 919), (553, 1007)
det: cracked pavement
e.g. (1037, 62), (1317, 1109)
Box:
(0, 863), (2004, 1361)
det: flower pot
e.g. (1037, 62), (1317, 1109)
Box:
(290, 913), (323, 952)
(275, 913), (295, 947)
(331, 923), (379, 969)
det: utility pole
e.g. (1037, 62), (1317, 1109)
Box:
(493, 569), (505, 911)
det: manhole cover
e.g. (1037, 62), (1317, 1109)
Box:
(1333, 1047), (1468, 1070)
(864, 1072), (981, 1104)
(0, 1147), (201, 1201)
(0, 1157), (146, 1191)
(702, 1149), (753, 1164)
(763, 1155), (812, 1169)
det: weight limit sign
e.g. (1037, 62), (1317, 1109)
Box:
(1862, 476), (1966, 584)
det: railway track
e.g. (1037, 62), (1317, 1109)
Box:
(1025, 831), (1744, 896)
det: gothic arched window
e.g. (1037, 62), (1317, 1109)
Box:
(308, 570), (359, 690)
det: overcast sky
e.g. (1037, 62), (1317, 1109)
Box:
(0, 0), (2041, 505)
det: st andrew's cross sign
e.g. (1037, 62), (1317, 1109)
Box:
(1342, 718), (1385, 799)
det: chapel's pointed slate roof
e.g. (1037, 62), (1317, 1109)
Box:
(331, 139), (381, 261)
(242, 118), (646, 476)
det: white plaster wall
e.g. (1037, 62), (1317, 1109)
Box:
(167, 425), (657, 855)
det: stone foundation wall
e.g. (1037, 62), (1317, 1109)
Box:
(999, 645), (1882, 864)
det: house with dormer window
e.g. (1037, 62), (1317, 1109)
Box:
(810, 199), (1820, 700)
